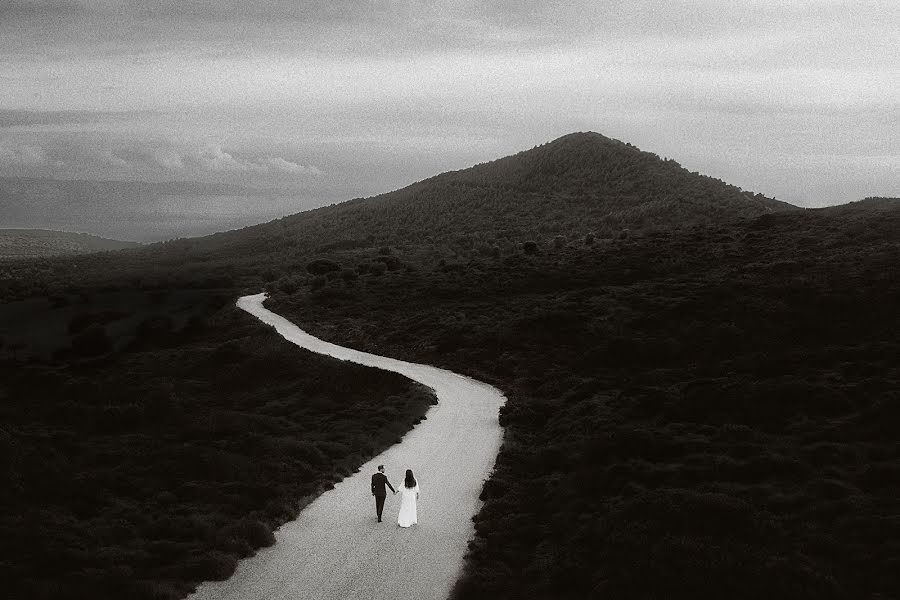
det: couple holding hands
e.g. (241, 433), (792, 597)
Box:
(371, 465), (420, 527)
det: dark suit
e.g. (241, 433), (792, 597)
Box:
(371, 472), (395, 521)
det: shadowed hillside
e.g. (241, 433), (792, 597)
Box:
(143, 132), (797, 262)
(0, 133), (799, 303)
(0, 295), (435, 600)
(315, 131), (795, 241)
(1, 133), (896, 599)
(0, 229), (140, 259)
(267, 204), (900, 600)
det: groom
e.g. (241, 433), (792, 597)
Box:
(371, 465), (396, 522)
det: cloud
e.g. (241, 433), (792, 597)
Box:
(45, 1), (889, 45)
(0, 134), (325, 188)
(95, 149), (129, 169)
(0, 110), (161, 129)
(0, 141), (47, 166)
(152, 148), (184, 170)
(0, 0), (84, 19)
(0, 1), (895, 208)
(192, 144), (322, 176)
(260, 156), (323, 176)
(195, 145), (248, 172)
(0, 0), (382, 23)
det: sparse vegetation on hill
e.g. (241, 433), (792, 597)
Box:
(1, 133), (896, 599)
(0, 133), (798, 303)
(166, 132), (795, 261)
(267, 206), (900, 600)
(0, 294), (435, 600)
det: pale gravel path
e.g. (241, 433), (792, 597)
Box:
(186, 293), (505, 600)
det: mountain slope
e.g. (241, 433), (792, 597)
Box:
(0, 229), (140, 258)
(182, 132), (797, 260)
(304, 132), (793, 232)
(1, 132), (897, 600)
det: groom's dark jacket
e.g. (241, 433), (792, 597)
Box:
(371, 472), (395, 497)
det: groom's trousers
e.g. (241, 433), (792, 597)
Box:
(374, 493), (386, 521)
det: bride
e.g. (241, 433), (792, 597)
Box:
(397, 469), (420, 528)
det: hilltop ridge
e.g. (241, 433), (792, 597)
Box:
(0, 228), (140, 259)
(182, 132), (797, 261)
(313, 131), (795, 241)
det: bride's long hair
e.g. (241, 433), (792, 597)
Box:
(404, 469), (416, 489)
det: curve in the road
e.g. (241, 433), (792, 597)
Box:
(187, 293), (506, 600)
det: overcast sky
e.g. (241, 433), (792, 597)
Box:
(1, 0), (897, 214)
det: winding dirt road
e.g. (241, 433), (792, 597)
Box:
(186, 293), (505, 600)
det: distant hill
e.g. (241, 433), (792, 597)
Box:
(191, 132), (797, 260)
(0, 176), (286, 243)
(0, 176), (251, 201)
(0, 229), (139, 259)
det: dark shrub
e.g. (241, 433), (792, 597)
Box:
(136, 315), (174, 342)
(181, 551), (236, 581)
(68, 310), (128, 334)
(145, 390), (178, 421)
(374, 255), (402, 271)
(306, 259), (341, 275)
(214, 519), (273, 557)
(70, 323), (111, 357)
(594, 489), (837, 600)
(277, 276), (299, 294)
(183, 314), (207, 333)
(224, 518), (275, 549)
(49, 294), (69, 308)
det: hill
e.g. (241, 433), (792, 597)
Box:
(153, 132), (796, 262)
(327, 131), (795, 240)
(316, 131), (796, 240)
(1, 133), (800, 302)
(1, 132), (897, 599)
(0, 229), (140, 259)
(0, 177), (284, 243)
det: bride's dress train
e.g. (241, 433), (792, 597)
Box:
(397, 484), (420, 527)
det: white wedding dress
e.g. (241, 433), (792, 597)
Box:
(397, 484), (420, 527)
